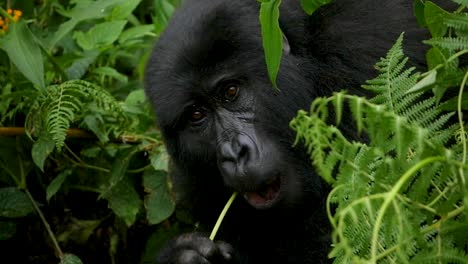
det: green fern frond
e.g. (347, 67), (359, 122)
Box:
(423, 37), (468, 51)
(45, 83), (86, 148)
(412, 247), (468, 264)
(26, 80), (127, 149)
(444, 13), (468, 30)
(291, 34), (463, 263)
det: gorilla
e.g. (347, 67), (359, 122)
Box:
(144, 0), (430, 263)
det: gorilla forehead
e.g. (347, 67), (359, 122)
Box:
(151, 0), (262, 72)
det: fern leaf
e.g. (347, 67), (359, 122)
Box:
(292, 34), (462, 263)
(424, 37), (468, 51)
(444, 13), (468, 30)
(26, 80), (128, 149)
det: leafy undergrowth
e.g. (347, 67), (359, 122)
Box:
(0, 1), (186, 263)
(292, 1), (468, 262)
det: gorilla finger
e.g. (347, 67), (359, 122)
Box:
(175, 234), (218, 257)
(215, 241), (235, 261)
(177, 250), (211, 264)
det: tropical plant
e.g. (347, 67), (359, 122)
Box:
(291, 1), (468, 262)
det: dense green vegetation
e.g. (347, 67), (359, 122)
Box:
(291, 1), (468, 262)
(0, 0), (466, 263)
(0, 1), (181, 263)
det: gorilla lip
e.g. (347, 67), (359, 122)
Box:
(242, 176), (281, 209)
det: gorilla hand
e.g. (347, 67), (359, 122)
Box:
(156, 233), (237, 264)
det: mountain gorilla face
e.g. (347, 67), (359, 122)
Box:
(145, 0), (428, 262)
(145, 0), (322, 210)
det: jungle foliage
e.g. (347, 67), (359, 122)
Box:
(290, 0), (468, 262)
(0, 1), (181, 263)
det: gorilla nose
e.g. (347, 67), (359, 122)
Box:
(218, 134), (256, 178)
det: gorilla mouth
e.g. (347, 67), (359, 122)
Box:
(242, 177), (281, 209)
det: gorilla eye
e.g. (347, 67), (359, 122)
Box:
(190, 110), (206, 123)
(223, 83), (239, 101)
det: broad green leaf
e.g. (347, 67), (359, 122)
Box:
(153, 0), (176, 34)
(407, 70), (437, 94)
(31, 135), (55, 171)
(66, 50), (100, 80)
(439, 93), (468, 111)
(150, 147), (169, 172)
(50, 19), (81, 50)
(107, 147), (138, 186)
(83, 114), (109, 143)
(0, 187), (34, 218)
(60, 254), (83, 264)
(110, 0), (141, 20)
(74, 21), (127, 50)
(0, 20), (45, 91)
(424, 1), (449, 38)
(426, 46), (449, 70)
(46, 170), (72, 201)
(259, 0), (282, 89)
(92, 67), (128, 83)
(119, 25), (155, 45)
(101, 177), (141, 226)
(300, 0), (332, 15)
(124, 89), (147, 106)
(143, 169), (175, 225)
(413, 0), (426, 27)
(0, 221), (17, 240)
(50, 0), (131, 48)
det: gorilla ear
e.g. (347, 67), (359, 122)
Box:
(282, 31), (291, 55)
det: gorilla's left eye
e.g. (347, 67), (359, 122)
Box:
(223, 83), (239, 101)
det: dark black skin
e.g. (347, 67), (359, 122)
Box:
(144, 0), (433, 263)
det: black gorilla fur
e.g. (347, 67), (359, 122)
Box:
(144, 0), (431, 263)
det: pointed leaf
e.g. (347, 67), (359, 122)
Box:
(259, 0), (282, 89)
(407, 70), (437, 94)
(143, 169), (175, 225)
(102, 177), (141, 226)
(150, 147), (169, 172)
(60, 254), (83, 264)
(74, 21), (127, 50)
(0, 188), (34, 218)
(424, 1), (449, 38)
(300, 0), (332, 15)
(46, 170), (72, 201)
(31, 135), (55, 171)
(0, 20), (45, 90)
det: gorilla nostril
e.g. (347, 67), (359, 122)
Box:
(238, 145), (249, 161)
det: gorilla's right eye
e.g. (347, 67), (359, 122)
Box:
(189, 109), (206, 124)
(223, 83), (239, 101)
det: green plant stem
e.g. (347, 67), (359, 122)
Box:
(25, 189), (64, 259)
(370, 156), (445, 262)
(459, 69), (467, 167)
(69, 185), (101, 193)
(127, 164), (152, 173)
(419, 49), (468, 78)
(0, 6), (14, 20)
(16, 137), (27, 188)
(64, 144), (110, 173)
(209, 192), (237, 241)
